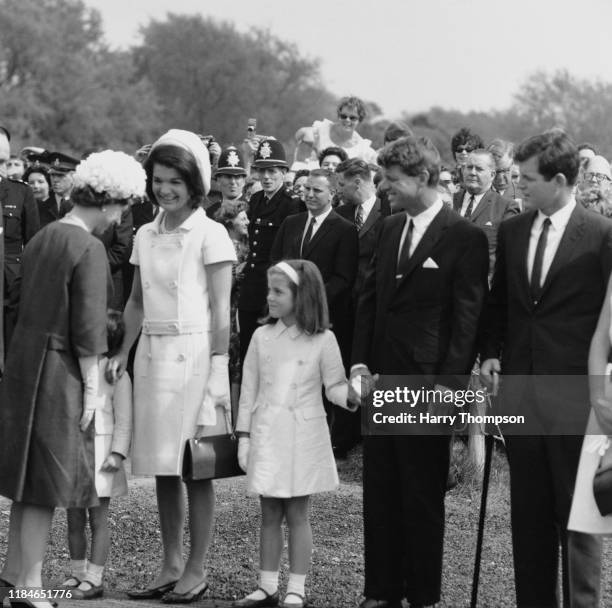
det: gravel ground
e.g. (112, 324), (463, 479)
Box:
(1, 443), (612, 607)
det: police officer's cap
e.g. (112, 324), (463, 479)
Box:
(47, 151), (79, 175)
(252, 138), (288, 170)
(214, 146), (247, 177)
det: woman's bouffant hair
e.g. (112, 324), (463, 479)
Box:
(213, 200), (248, 231)
(23, 166), (51, 188)
(261, 259), (330, 335)
(144, 144), (206, 209)
(105, 309), (125, 357)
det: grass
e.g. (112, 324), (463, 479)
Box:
(1, 441), (612, 607)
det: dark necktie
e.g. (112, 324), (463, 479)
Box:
(355, 205), (364, 230)
(530, 218), (551, 304)
(395, 218), (414, 283)
(464, 194), (476, 219)
(301, 216), (316, 256)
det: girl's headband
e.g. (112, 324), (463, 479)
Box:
(273, 261), (300, 285)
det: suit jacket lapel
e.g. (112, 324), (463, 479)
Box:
(0, 179), (8, 207)
(469, 190), (492, 223)
(452, 191), (463, 213)
(396, 206), (448, 287)
(512, 210), (536, 308)
(537, 205), (585, 303)
(303, 213), (333, 257)
(359, 199), (381, 237)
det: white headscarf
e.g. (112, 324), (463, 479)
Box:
(150, 129), (211, 195)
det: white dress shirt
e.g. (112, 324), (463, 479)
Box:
(460, 190), (487, 217)
(303, 206), (333, 240)
(397, 198), (444, 261)
(356, 194), (377, 224)
(527, 198), (576, 286)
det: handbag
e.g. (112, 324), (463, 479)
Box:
(182, 408), (245, 481)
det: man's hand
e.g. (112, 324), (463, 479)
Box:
(480, 358), (501, 395)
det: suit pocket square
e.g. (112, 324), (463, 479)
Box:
(485, 221), (493, 226)
(422, 258), (439, 269)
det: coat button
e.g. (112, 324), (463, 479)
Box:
(255, 230), (259, 235)
(290, 383), (297, 388)
(170, 280), (178, 289)
(147, 353), (152, 359)
(266, 380), (272, 385)
(177, 354), (185, 361)
(144, 282), (150, 289)
(252, 252), (257, 257)
(266, 356), (271, 361)
(250, 263), (255, 268)
(253, 241), (257, 246)
(169, 323), (178, 330)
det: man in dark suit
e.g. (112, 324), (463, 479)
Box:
(453, 149), (520, 279)
(47, 151), (78, 219)
(351, 136), (489, 608)
(335, 158), (391, 302)
(238, 139), (301, 363)
(480, 130), (611, 607)
(0, 128), (40, 349)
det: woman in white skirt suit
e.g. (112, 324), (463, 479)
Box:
(108, 130), (235, 602)
(569, 273), (612, 537)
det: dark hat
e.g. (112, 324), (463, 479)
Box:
(47, 151), (79, 174)
(252, 138), (288, 169)
(0, 125), (10, 141)
(20, 146), (46, 162)
(214, 146), (247, 177)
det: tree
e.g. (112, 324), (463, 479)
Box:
(0, 0), (161, 153)
(136, 14), (336, 147)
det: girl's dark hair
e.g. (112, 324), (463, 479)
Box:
(23, 166), (51, 188)
(144, 144), (206, 209)
(261, 259), (330, 334)
(318, 146), (348, 166)
(213, 200), (248, 231)
(106, 309), (125, 357)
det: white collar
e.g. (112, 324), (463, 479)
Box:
(308, 206), (333, 224)
(535, 197), (576, 231)
(59, 213), (91, 233)
(408, 197), (444, 227)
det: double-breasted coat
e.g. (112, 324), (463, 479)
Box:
(236, 321), (350, 497)
(130, 208), (236, 475)
(0, 221), (109, 508)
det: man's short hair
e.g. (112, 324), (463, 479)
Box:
(308, 168), (337, 190)
(383, 121), (414, 144)
(515, 129), (580, 186)
(377, 136), (440, 187)
(578, 142), (597, 155)
(335, 158), (372, 181)
(469, 149), (496, 170)
(487, 139), (514, 163)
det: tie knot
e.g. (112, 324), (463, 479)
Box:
(543, 217), (551, 227)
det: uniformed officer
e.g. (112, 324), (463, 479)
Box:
(47, 151), (78, 219)
(238, 139), (301, 362)
(207, 146), (248, 218)
(0, 126), (41, 348)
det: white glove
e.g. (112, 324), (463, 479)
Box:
(198, 354), (231, 426)
(80, 394), (104, 431)
(238, 437), (250, 473)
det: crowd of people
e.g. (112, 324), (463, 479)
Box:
(0, 94), (612, 608)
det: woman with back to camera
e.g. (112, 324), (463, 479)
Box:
(107, 129), (235, 604)
(295, 96), (377, 165)
(0, 150), (145, 608)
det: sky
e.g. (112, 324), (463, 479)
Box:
(84, 0), (612, 118)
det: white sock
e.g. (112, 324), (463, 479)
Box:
(82, 563), (104, 587)
(285, 572), (306, 604)
(71, 559), (88, 581)
(245, 570), (278, 600)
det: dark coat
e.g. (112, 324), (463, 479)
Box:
(336, 197), (390, 303)
(37, 193), (72, 228)
(0, 222), (109, 508)
(453, 188), (519, 277)
(270, 210), (359, 360)
(353, 204), (489, 382)
(239, 188), (301, 313)
(480, 204), (612, 429)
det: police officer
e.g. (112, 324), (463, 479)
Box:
(0, 126), (40, 348)
(207, 146), (248, 218)
(47, 151), (78, 220)
(238, 139), (301, 362)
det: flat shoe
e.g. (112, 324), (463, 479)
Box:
(0, 577), (15, 587)
(232, 588), (279, 607)
(162, 580), (208, 604)
(126, 579), (178, 599)
(279, 591), (306, 608)
(70, 580), (104, 599)
(59, 576), (80, 588)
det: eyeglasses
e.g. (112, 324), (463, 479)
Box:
(455, 145), (473, 154)
(339, 113), (359, 122)
(584, 172), (611, 183)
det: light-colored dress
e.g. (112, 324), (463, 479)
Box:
(312, 119), (378, 164)
(130, 208), (236, 475)
(568, 356), (612, 534)
(236, 321), (349, 497)
(94, 357), (131, 497)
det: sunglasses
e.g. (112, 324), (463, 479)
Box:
(455, 145), (474, 153)
(339, 113), (359, 121)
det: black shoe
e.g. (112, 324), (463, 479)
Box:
(126, 579), (178, 599)
(162, 580), (208, 604)
(358, 599), (402, 608)
(233, 588), (280, 607)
